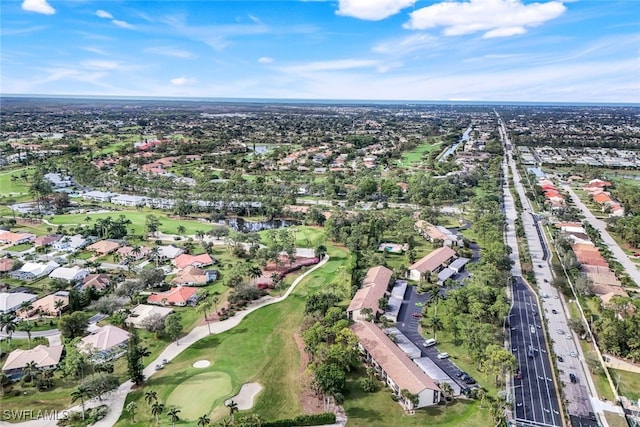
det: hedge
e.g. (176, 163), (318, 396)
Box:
(262, 412), (336, 427)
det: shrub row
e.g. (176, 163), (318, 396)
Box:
(263, 412), (336, 427)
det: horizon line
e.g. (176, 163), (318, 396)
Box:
(1, 93), (639, 107)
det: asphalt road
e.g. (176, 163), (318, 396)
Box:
(510, 276), (562, 426)
(498, 112), (598, 421)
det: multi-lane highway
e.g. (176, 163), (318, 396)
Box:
(510, 276), (562, 425)
(498, 111), (600, 426)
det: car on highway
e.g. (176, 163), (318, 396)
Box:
(557, 356), (564, 362)
(530, 325), (536, 334)
(437, 352), (449, 359)
(569, 373), (577, 383)
(570, 351), (578, 358)
(551, 309), (558, 314)
(412, 312), (423, 318)
(516, 370), (523, 380)
(557, 329), (564, 335)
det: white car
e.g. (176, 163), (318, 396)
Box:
(437, 352), (449, 359)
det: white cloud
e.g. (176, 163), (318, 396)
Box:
(112, 20), (133, 29)
(373, 33), (438, 55)
(22, 0), (55, 15)
(404, 0), (566, 38)
(96, 10), (113, 19)
(281, 59), (381, 74)
(258, 56), (274, 64)
(170, 77), (196, 86)
(248, 14), (262, 24)
(82, 60), (120, 70)
(144, 47), (196, 59)
(81, 47), (109, 56)
(336, 0), (417, 21)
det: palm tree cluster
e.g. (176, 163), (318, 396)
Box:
(144, 389), (182, 426)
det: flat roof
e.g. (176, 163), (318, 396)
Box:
(414, 357), (462, 396)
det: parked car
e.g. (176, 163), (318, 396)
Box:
(569, 373), (577, 383)
(456, 370), (466, 378)
(155, 364), (163, 371)
(423, 338), (437, 347)
(437, 352), (449, 359)
(162, 359), (168, 366)
(412, 312), (423, 318)
(557, 356), (564, 362)
(551, 309), (558, 314)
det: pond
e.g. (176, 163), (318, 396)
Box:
(218, 217), (299, 233)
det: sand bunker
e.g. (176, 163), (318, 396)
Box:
(225, 383), (263, 410)
(192, 360), (211, 368)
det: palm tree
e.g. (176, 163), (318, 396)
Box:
(167, 407), (181, 427)
(440, 382), (454, 403)
(427, 287), (445, 317)
(54, 299), (65, 318)
(197, 414), (211, 427)
(177, 225), (186, 236)
(144, 390), (158, 407)
(126, 401), (138, 423)
(23, 360), (39, 383)
(2, 318), (16, 346)
(360, 307), (374, 322)
(139, 346), (151, 366)
(226, 399), (239, 422)
(20, 301), (34, 324)
(248, 265), (262, 285)
(70, 385), (91, 420)
(149, 246), (161, 268)
(22, 323), (33, 348)
(218, 418), (233, 427)
(424, 315), (444, 341)
(198, 298), (214, 334)
(132, 245), (142, 260)
(151, 401), (165, 425)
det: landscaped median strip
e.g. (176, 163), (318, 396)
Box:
(9, 255), (331, 427)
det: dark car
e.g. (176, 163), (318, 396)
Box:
(569, 373), (577, 383)
(552, 309), (558, 314)
(412, 312), (423, 318)
(464, 376), (476, 385)
(557, 356), (564, 362)
(456, 371), (466, 378)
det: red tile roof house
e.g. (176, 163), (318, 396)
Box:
(171, 266), (217, 286)
(34, 234), (62, 247)
(351, 321), (441, 410)
(0, 231), (36, 245)
(86, 240), (121, 255)
(172, 253), (214, 270)
(347, 266), (393, 322)
(147, 286), (199, 306)
(0, 257), (15, 273)
(408, 247), (457, 282)
(80, 274), (111, 291)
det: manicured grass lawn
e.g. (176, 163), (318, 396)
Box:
(611, 368), (640, 401)
(7, 243), (34, 252)
(577, 340), (615, 402)
(344, 376), (489, 427)
(0, 167), (33, 198)
(166, 371), (233, 419)
(48, 210), (214, 236)
(115, 243), (351, 426)
(399, 139), (444, 166)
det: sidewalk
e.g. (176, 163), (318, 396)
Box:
(2, 255), (330, 427)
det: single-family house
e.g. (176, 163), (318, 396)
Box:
(158, 245), (184, 260)
(86, 240), (120, 255)
(414, 221), (461, 247)
(171, 266), (217, 286)
(173, 253), (214, 270)
(10, 261), (60, 281)
(0, 231), (36, 246)
(49, 266), (89, 283)
(52, 234), (87, 251)
(351, 321), (440, 409)
(408, 247), (457, 282)
(347, 266), (393, 322)
(0, 292), (37, 314)
(2, 345), (64, 379)
(80, 274), (111, 291)
(117, 245), (151, 261)
(0, 257), (15, 273)
(79, 325), (130, 361)
(126, 304), (173, 328)
(34, 234), (62, 247)
(147, 286), (199, 306)
(21, 291), (69, 318)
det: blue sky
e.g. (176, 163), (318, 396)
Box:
(1, 0), (639, 102)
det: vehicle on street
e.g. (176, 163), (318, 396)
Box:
(412, 312), (423, 318)
(456, 371), (466, 378)
(423, 338), (437, 347)
(557, 356), (564, 362)
(162, 359), (168, 365)
(155, 364), (163, 371)
(530, 325), (536, 334)
(552, 309), (558, 314)
(462, 374), (476, 384)
(437, 352), (449, 359)
(516, 370), (523, 380)
(528, 345), (535, 358)
(570, 351), (578, 358)
(569, 373), (577, 383)
(557, 329), (564, 335)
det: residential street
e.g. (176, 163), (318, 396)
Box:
(562, 184), (640, 286)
